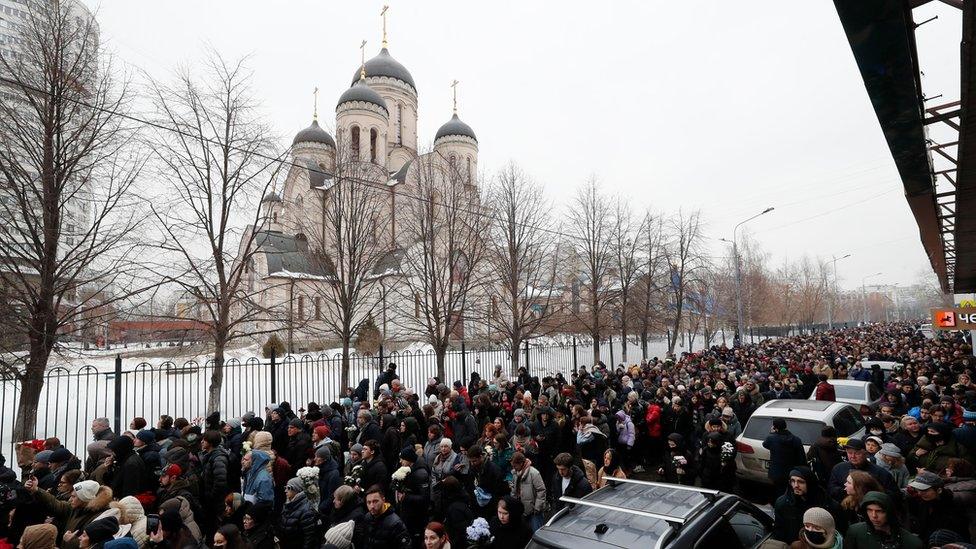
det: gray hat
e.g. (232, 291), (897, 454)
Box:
(877, 443), (902, 459)
(288, 418), (304, 429)
(34, 450), (53, 464)
(908, 471), (944, 491)
(226, 418), (242, 430)
(285, 477), (304, 493)
(315, 446), (332, 460)
(323, 520), (355, 549)
(349, 443), (363, 454)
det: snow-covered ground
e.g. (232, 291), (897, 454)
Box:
(0, 335), (703, 474)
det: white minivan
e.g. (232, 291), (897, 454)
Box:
(735, 399), (865, 485)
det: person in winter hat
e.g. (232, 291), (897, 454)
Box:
(788, 507), (842, 549)
(79, 516), (121, 548)
(19, 523), (57, 549)
(844, 491), (922, 549)
(110, 496), (148, 548)
(277, 477), (317, 549)
(26, 477), (113, 549)
(323, 520), (355, 549)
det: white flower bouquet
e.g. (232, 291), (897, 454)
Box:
(297, 466), (320, 506)
(390, 465), (411, 493)
(466, 517), (493, 548)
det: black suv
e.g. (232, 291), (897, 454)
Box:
(527, 478), (774, 549)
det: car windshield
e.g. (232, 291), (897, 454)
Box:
(833, 385), (866, 400)
(743, 417), (824, 444)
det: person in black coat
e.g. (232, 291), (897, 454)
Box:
(772, 467), (845, 544)
(699, 431), (736, 492)
(284, 419), (312, 475)
(450, 403), (479, 451)
(549, 452), (592, 512)
(380, 414), (402, 472)
(394, 448), (431, 546)
(355, 411), (382, 446)
(314, 446), (342, 520)
(466, 445), (509, 519)
(353, 486), (412, 549)
(762, 418), (806, 494)
(266, 409), (290, 456)
(106, 435), (147, 499)
(360, 441), (388, 493)
(327, 485), (365, 529)
(489, 495), (532, 549)
(434, 476), (474, 548)
(374, 363), (400, 398)
(242, 501), (275, 549)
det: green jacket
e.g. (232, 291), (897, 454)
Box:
(843, 492), (922, 549)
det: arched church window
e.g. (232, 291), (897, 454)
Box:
(351, 126), (360, 161)
(370, 128), (378, 162)
(396, 103), (403, 145)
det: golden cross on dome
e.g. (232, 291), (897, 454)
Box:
(450, 79), (459, 114)
(381, 5), (389, 48)
(313, 87), (319, 121)
(359, 40), (367, 80)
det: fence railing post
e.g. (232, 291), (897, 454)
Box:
(270, 349), (277, 404)
(113, 354), (122, 436)
(461, 341), (467, 385)
(572, 337), (578, 372)
(609, 335), (614, 366)
(524, 340), (530, 374)
(379, 344), (385, 377)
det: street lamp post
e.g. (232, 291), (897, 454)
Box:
(728, 207), (774, 346)
(827, 254), (851, 330)
(861, 272), (882, 324)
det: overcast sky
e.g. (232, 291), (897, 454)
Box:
(79, 0), (962, 292)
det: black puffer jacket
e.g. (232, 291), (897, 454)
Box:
(199, 447), (229, 502)
(353, 504), (412, 549)
(276, 491), (317, 549)
(548, 466), (592, 511)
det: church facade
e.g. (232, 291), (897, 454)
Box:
(237, 38), (487, 352)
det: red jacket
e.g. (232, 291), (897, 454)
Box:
(645, 403), (662, 437)
(815, 381), (836, 402)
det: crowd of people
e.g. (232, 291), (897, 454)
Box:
(0, 322), (973, 549)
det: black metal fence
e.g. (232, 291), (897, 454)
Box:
(0, 336), (681, 469)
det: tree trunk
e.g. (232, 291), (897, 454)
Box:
(591, 334), (600, 366)
(509, 337), (521, 377)
(620, 311), (628, 363)
(435, 344), (447, 382)
(668, 304), (682, 354)
(207, 340), (226, 414)
(341, 339), (351, 391)
(640, 328), (649, 360)
(13, 351), (51, 441)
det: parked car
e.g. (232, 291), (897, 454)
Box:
(735, 400), (865, 485)
(807, 379), (883, 416)
(916, 323), (936, 339)
(528, 477), (774, 549)
(857, 360), (904, 382)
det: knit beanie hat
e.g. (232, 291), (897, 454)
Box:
(399, 447), (417, 463)
(313, 425), (329, 440)
(315, 446), (332, 461)
(288, 418), (304, 429)
(801, 507), (836, 549)
(349, 443), (363, 454)
(285, 477), (304, 493)
(323, 520), (355, 549)
(73, 480), (100, 502)
(49, 448), (72, 463)
(33, 450), (53, 464)
(928, 529), (965, 546)
(84, 516), (120, 545)
(136, 430), (155, 444)
(20, 523), (57, 549)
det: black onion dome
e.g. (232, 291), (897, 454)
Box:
(351, 48), (416, 91)
(292, 120), (336, 147)
(337, 79), (389, 113)
(434, 113), (477, 142)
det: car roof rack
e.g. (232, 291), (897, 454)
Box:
(604, 476), (721, 503)
(558, 496), (687, 529)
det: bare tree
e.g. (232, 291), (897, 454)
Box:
(566, 178), (615, 365)
(611, 198), (645, 363)
(485, 162), (558, 374)
(146, 53), (283, 413)
(632, 212), (666, 359)
(395, 153), (489, 380)
(662, 210), (706, 354)
(304, 135), (387, 389)
(0, 2), (147, 439)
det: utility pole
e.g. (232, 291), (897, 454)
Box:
(725, 207), (774, 346)
(828, 254), (851, 329)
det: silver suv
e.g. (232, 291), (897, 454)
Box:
(527, 478), (775, 549)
